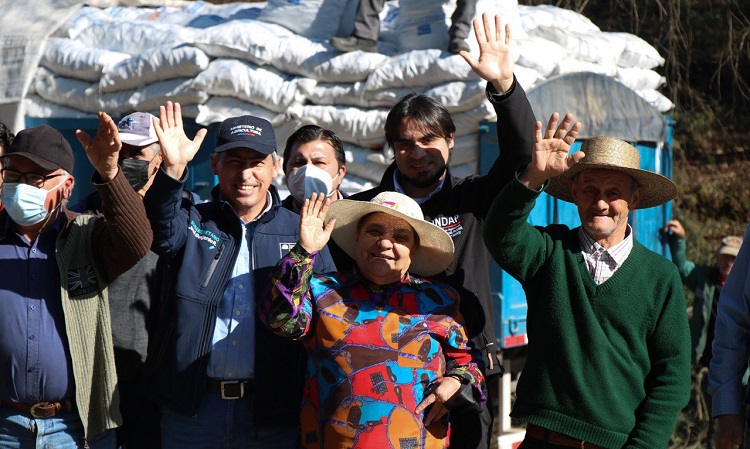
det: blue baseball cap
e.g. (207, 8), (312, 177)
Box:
(215, 115), (276, 155)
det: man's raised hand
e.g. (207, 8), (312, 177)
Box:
(459, 13), (514, 94)
(75, 111), (121, 182)
(153, 101), (207, 180)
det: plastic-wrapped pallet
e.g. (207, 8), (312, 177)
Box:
(195, 96), (282, 128)
(192, 59), (303, 113)
(364, 50), (478, 91)
(128, 78), (208, 112)
(98, 44), (210, 93)
(74, 20), (196, 55)
(299, 80), (418, 109)
(514, 36), (568, 77)
(41, 38), (130, 82)
(425, 81), (487, 114)
(452, 101), (495, 137)
(24, 95), (95, 119)
(288, 103), (389, 148)
(258, 0), (349, 40)
(616, 67), (665, 91)
(343, 144), (391, 183)
(34, 67), (132, 115)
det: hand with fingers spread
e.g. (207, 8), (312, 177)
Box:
(520, 112), (583, 190)
(75, 111), (122, 182)
(415, 376), (462, 426)
(299, 192), (336, 254)
(459, 13), (515, 94)
(153, 101), (207, 180)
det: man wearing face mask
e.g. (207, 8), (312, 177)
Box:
(281, 125), (347, 213)
(0, 117), (152, 447)
(72, 112), (196, 448)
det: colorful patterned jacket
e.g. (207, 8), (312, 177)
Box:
(262, 245), (485, 449)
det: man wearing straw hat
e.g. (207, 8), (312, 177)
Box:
(483, 134), (691, 449)
(262, 191), (485, 449)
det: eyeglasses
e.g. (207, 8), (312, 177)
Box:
(1, 169), (66, 188)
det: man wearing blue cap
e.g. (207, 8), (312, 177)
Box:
(141, 102), (336, 448)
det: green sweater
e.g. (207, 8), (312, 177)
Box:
(483, 179), (691, 449)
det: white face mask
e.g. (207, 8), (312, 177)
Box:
(287, 164), (338, 204)
(1, 175), (67, 226)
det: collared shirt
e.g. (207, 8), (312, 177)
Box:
(0, 215), (75, 403)
(578, 225), (634, 285)
(207, 192), (273, 380)
(393, 171), (445, 204)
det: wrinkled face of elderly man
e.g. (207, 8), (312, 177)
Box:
(570, 168), (642, 247)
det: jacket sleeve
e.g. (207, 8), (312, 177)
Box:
(667, 235), (698, 288)
(472, 77), (536, 218)
(709, 223), (750, 417)
(482, 175), (555, 285)
(261, 243), (316, 339)
(625, 270), (691, 448)
(142, 167), (192, 256)
(90, 168), (153, 283)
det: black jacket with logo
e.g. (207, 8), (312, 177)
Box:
(347, 80), (536, 375)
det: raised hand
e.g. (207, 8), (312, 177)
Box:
(520, 112), (584, 189)
(459, 13), (514, 93)
(153, 101), (207, 180)
(75, 111), (121, 182)
(663, 219), (686, 238)
(299, 193), (336, 254)
(415, 376), (462, 426)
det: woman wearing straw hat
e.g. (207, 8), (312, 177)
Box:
(261, 192), (485, 449)
(483, 134), (691, 449)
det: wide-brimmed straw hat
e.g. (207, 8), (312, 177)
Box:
(327, 191), (454, 277)
(546, 136), (677, 209)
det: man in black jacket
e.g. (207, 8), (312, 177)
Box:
(347, 14), (575, 448)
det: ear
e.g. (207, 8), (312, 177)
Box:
(210, 153), (219, 176)
(447, 133), (455, 150)
(569, 179), (579, 202)
(272, 154), (280, 178)
(629, 187), (643, 211)
(63, 175), (75, 200)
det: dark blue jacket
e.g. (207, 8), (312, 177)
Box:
(142, 168), (335, 424)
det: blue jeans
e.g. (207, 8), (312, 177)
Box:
(161, 392), (299, 449)
(0, 407), (115, 449)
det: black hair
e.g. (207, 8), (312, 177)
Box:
(0, 121), (14, 154)
(282, 125), (345, 175)
(384, 93), (455, 148)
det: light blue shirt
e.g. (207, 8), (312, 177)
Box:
(708, 222), (750, 416)
(207, 192), (272, 380)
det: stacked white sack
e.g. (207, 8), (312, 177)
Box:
(26, 0), (673, 185)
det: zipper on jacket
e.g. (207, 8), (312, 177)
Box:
(200, 243), (225, 290)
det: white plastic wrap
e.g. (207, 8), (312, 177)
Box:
(195, 96), (282, 127)
(129, 78), (208, 112)
(41, 38), (130, 82)
(288, 103), (389, 148)
(616, 66), (665, 91)
(192, 59), (302, 113)
(364, 50), (478, 91)
(74, 21), (196, 55)
(258, 0), (348, 40)
(99, 44), (210, 93)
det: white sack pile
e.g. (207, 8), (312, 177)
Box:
(27, 0), (672, 188)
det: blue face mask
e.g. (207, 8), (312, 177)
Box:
(1, 177), (66, 226)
